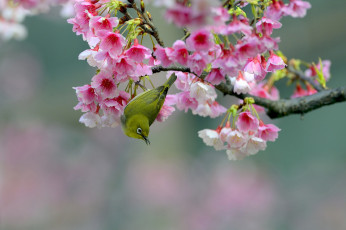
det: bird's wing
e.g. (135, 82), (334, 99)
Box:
(124, 86), (166, 125)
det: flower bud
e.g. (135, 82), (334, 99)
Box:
(140, 0), (145, 12)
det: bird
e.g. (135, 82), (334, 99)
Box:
(121, 73), (177, 145)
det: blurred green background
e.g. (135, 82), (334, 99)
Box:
(1, 1), (346, 230)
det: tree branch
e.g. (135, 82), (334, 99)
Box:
(151, 65), (346, 119)
(215, 82), (346, 119)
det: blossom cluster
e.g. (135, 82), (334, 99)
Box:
(163, 71), (227, 118)
(291, 59), (331, 98)
(199, 110), (280, 160)
(68, 1), (159, 128)
(0, 0), (74, 41)
(68, 0), (315, 159)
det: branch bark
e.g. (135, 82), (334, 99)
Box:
(215, 82), (346, 119)
(151, 65), (346, 119)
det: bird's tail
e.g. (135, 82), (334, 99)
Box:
(163, 73), (177, 89)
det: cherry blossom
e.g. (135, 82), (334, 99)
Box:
(256, 17), (282, 36)
(266, 51), (286, 72)
(91, 72), (117, 99)
(198, 128), (224, 151)
(170, 40), (189, 66)
(186, 29), (213, 52)
(189, 82), (217, 103)
(205, 68), (225, 85)
(244, 55), (267, 81)
(257, 121), (281, 142)
(236, 111), (260, 133)
(283, 0), (311, 18)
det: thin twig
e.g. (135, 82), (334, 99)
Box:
(129, 1), (164, 46)
(288, 66), (324, 91)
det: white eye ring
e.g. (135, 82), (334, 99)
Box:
(137, 128), (142, 134)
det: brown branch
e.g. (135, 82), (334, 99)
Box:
(151, 65), (346, 119)
(215, 82), (346, 119)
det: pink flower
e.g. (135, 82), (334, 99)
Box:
(125, 39), (151, 63)
(257, 121), (280, 142)
(165, 3), (194, 27)
(89, 15), (118, 36)
(260, 35), (280, 51)
(192, 101), (226, 118)
(175, 91), (198, 112)
(219, 125), (232, 142)
(98, 91), (130, 127)
(192, 102), (213, 117)
(171, 40), (189, 66)
(226, 148), (248, 160)
(265, 51), (286, 72)
(205, 68), (225, 85)
(78, 48), (100, 68)
(101, 98), (123, 117)
(156, 105), (175, 122)
(236, 111), (259, 133)
(250, 82), (280, 112)
(91, 72), (117, 99)
(235, 36), (264, 60)
(282, 0), (311, 18)
(210, 7), (230, 33)
(73, 84), (96, 104)
(198, 128), (224, 150)
(251, 82), (279, 101)
(256, 17), (281, 36)
(74, 101), (97, 113)
(291, 84), (316, 98)
(189, 82), (217, 103)
(154, 45), (174, 67)
(210, 101), (227, 118)
(212, 51), (240, 77)
(114, 55), (136, 81)
(79, 112), (101, 128)
(220, 16), (252, 36)
(291, 84), (307, 98)
(240, 136), (266, 155)
(225, 130), (247, 148)
(67, 0), (99, 39)
(187, 52), (208, 76)
(97, 30), (126, 59)
(244, 55), (267, 81)
(100, 113), (121, 128)
(132, 63), (152, 80)
(165, 3), (206, 28)
(186, 29), (213, 52)
(264, 1), (285, 21)
(93, 49), (117, 73)
(156, 94), (176, 122)
(148, 56), (161, 67)
(103, 91), (129, 113)
(171, 71), (192, 91)
(233, 72), (252, 95)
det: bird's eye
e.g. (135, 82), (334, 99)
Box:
(137, 127), (142, 134)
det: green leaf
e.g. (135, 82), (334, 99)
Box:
(228, 7), (247, 17)
(314, 58), (327, 89)
(246, 0), (259, 4)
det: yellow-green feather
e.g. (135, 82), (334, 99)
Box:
(122, 73), (177, 126)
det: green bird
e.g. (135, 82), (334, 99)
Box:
(121, 73), (177, 145)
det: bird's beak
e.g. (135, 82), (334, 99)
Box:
(141, 135), (150, 145)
